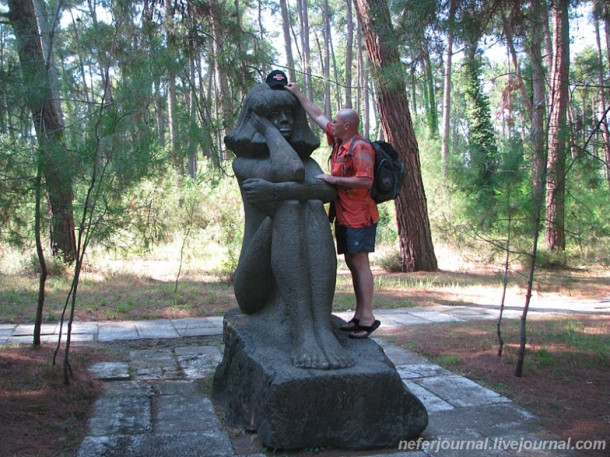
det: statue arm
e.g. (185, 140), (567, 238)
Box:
(251, 113), (304, 182)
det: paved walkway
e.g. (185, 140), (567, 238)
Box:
(2, 298), (608, 345)
(3, 301), (608, 456)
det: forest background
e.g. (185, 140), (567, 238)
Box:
(0, 0), (608, 332)
(0, 1), (609, 454)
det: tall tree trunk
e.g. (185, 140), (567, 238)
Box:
(440, 0), (456, 177)
(423, 42), (438, 137)
(32, 0), (64, 120)
(321, 0), (332, 118)
(187, 37), (198, 178)
(345, 0), (354, 108)
(594, 15), (610, 185)
(354, 0), (437, 272)
(165, 0), (180, 171)
(296, 0), (313, 102)
(209, 0), (233, 148)
(279, 0), (296, 82)
(545, 0), (570, 254)
(7, 0), (76, 263)
(528, 0), (547, 207)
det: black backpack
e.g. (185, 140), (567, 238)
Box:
(348, 138), (405, 204)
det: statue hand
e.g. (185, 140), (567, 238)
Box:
(242, 177), (273, 199)
(250, 112), (274, 135)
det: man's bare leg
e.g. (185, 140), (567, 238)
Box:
(345, 252), (375, 332)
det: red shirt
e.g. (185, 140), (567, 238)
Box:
(326, 122), (379, 228)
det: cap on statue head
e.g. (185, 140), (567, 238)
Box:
(266, 70), (288, 89)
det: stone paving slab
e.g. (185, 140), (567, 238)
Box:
(78, 431), (235, 457)
(402, 379), (454, 413)
(129, 348), (182, 380)
(154, 393), (220, 433)
(98, 321), (140, 341)
(0, 323), (16, 335)
(13, 322), (58, 335)
(396, 363), (453, 379)
(135, 320), (181, 339)
(413, 374), (510, 408)
(88, 362), (131, 381)
(41, 333), (95, 343)
(86, 383), (152, 436)
(377, 314), (432, 326)
(174, 345), (223, 378)
(70, 322), (99, 334)
(172, 317), (223, 337)
(409, 310), (464, 323)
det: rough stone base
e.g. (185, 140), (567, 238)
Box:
(212, 309), (428, 451)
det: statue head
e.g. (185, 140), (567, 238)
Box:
(225, 83), (320, 159)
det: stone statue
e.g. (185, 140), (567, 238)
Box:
(224, 82), (354, 370)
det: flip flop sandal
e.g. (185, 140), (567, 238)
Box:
(349, 320), (381, 339)
(340, 318), (360, 331)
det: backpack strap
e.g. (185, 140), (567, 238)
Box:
(347, 137), (369, 157)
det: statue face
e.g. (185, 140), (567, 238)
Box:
(268, 108), (294, 139)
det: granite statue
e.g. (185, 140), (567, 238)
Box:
(224, 82), (354, 370)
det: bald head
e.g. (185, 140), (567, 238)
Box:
(333, 108), (360, 141)
(338, 109), (359, 129)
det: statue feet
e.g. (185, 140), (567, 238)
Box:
(291, 340), (330, 369)
(291, 331), (355, 370)
(318, 329), (355, 369)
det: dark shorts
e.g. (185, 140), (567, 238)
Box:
(335, 223), (377, 255)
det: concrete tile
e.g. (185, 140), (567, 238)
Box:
(5, 335), (37, 345)
(171, 317), (222, 337)
(413, 375), (509, 408)
(129, 348), (181, 380)
(380, 314), (431, 326)
(146, 431), (235, 457)
(79, 432), (235, 457)
(135, 320), (180, 339)
(40, 333), (94, 343)
(13, 322), (58, 335)
(88, 362), (131, 381)
(152, 380), (200, 396)
(403, 379), (454, 413)
(0, 324), (16, 335)
(396, 363), (452, 379)
(86, 392), (152, 436)
(174, 345), (223, 378)
(377, 342), (430, 365)
(153, 394), (221, 433)
(425, 403), (535, 437)
(70, 322), (99, 334)
(98, 322), (139, 341)
(409, 311), (464, 323)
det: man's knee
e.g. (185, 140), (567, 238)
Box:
(346, 252), (370, 271)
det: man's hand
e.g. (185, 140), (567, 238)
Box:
(317, 173), (373, 189)
(316, 173), (335, 185)
(285, 82), (301, 96)
(284, 83), (329, 130)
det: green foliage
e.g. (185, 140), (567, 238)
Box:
(377, 250), (403, 273)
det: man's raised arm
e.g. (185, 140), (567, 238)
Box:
(285, 83), (330, 130)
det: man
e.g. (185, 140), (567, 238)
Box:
(285, 82), (380, 339)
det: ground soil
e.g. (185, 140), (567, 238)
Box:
(385, 315), (609, 454)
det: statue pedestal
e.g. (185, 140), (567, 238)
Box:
(212, 309), (428, 451)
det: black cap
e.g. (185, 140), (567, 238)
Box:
(266, 70), (288, 89)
